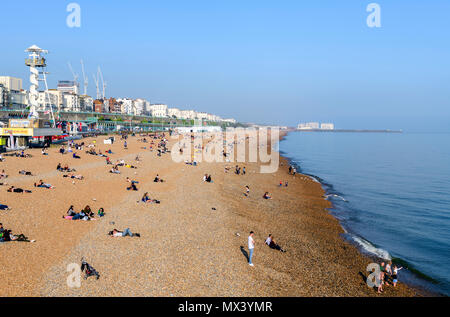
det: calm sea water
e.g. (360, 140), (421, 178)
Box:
(280, 132), (450, 295)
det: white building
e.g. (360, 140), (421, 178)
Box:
(178, 110), (195, 120)
(168, 107), (181, 118)
(298, 122), (320, 129)
(320, 123), (334, 130)
(80, 95), (94, 112)
(62, 93), (80, 112)
(149, 104), (168, 118)
(222, 118), (237, 124)
(118, 98), (134, 115)
(9, 91), (28, 107)
(37, 91), (59, 111)
(0, 76), (23, 92)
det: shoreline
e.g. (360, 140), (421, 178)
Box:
(0, 131), (436, 296)
(278, 131), (442, 297)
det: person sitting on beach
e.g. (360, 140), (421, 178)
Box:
(82, 205), (94, 218)
(108, 228), (140, 238)
(0, 170), (7, 179)
(56, 163), (62, 171)
(34, 180), (54, 189)
(73, 152), (81, 159)
(19, 170), (33, 176)
(0, 154), (4, 162)
(7, 186), (32, 193)
(126, 179), (138, 191)
(97, 208), (105, 217)
(244, 185), (250, 197)
(110, 166), (120, 174)
(141, 192), (160, 204)
(66, 205), (76, 217)
(263, 192), (272, 199)
(59, 146), (65, 154)
(265, 234), (286, 252)
(203, 174), (212, 183)
(106, 156), (112, 165)
(41, 148), (48, 155)
(153, 174), (164, 183)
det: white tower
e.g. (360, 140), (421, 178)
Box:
(25, 45), (48, 119)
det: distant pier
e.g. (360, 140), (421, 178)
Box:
(295, 129), (403, 133)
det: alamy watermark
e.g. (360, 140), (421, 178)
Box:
(366, 3), (381, 28)
(170, 127), (280, 174)
(66, 3), (81, 28)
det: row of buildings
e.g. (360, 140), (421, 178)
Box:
(297, 122), (335, 130)
(0, 75), (236, 124)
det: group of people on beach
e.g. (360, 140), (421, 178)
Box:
(247, 231), (286, 266)
(63, 205), (105, 221)
(376, 261), (403, 293)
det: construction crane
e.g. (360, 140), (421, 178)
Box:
(80, 59), (88, 96)
(98, 66), (106, 99)
(92, 73), (100, 100)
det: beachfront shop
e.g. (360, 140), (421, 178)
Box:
(0, 119), (62, 151)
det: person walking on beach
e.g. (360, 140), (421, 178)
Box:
(248, 231), (255, 266)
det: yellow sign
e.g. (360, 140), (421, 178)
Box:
(0, 128), (33, 136)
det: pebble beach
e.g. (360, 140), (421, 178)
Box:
(0, 131), (424, 297)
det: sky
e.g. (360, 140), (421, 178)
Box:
(0, 0), (449, 132)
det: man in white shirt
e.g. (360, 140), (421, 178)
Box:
(248, 231), (255, 266)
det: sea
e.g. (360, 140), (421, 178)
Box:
(279, 131), (450, 296)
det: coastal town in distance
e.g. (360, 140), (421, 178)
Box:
(1, 0), (449, 312)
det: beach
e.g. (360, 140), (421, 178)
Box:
(0, 131), (423, 297)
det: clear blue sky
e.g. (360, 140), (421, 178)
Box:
(1, 0), (449, 131)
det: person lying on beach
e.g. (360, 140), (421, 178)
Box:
(63, 173), (84, 180)
(108, 228), (140, 238)
(141, 192), (160, 204)
(34, 180), (54, 189)
(73, 152), (81, 159)
(0, 204), (10, 211)
(125, 164), (137, 169)
(0, 229), (35, 243)
(263, 192), (272, 199)
(97, 150), (107, 157)
(19, 170), (33, 176)
(7, 186), (32, 193)
(265, 234), (286, 252)
(86, 148), (97, 155)
(153, 174), (164, 183)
